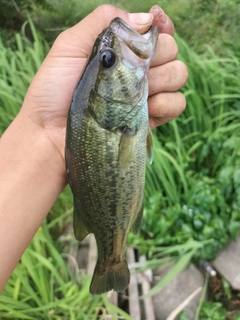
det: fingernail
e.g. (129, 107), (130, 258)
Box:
(128, 12), (153, 25)
(150, 5), (167, 24)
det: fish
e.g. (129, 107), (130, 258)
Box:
(65, 17), (158, 295)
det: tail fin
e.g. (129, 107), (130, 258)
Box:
(90, 259), (130, 295)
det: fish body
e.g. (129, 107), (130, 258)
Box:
(65, 18), (158, 294)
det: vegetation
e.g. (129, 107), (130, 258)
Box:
(0, 219), (133, 320)
(140, 34), (240, 262)
(2, 0), (240, 53)
(0, 20), (49, 135)
(0, 0), (240, 318)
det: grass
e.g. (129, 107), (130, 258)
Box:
(141, 34), (240, 262)
(3, 0), (240, 54)
(0, 219), (134, 320)
(0, 13), (240, 318)
(132, 239), (206, 298)
(0, 19), (49, 135)
(35, 0), (240, 56)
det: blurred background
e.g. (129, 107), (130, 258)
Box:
(1, 0), (240, 319)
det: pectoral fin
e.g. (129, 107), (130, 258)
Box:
(147, 127), (154, 164)
(118, 131), (137, 175)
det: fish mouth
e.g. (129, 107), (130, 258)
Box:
(109, 17), (159, 69)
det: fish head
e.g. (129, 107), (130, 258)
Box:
(92, 17), (159, 105)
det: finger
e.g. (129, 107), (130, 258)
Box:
(151, 33), (178, 67)
(148, 92), (186, 129)
(148, 60), (188, 95)
(90, 5), (155, 35)
(150, 5), (174, 36)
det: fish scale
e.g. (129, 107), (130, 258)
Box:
(65, 17), (158, 294)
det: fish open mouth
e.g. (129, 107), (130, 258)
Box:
(109, 17), (158, 69)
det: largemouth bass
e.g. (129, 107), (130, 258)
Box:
(65, 17), (158, 295)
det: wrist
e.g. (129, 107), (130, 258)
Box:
(0, 110), (67, 228)
(0, 112), (68, 291)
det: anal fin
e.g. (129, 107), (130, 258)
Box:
(131, 203), (144, 235)
(147, 127), (154, 164)
(73, 205), (90, 241)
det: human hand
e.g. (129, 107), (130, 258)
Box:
(20, 4), (187, 176)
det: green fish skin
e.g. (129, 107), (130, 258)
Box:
(65, 17), (158, 295)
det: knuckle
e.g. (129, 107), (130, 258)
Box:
(161, 33), (178, 57)
(179, 92), (187, 112)
(157, 33), (178, 62)
(169, 35), (179, 58)
(54, 28), (70, 47)
(176, 60), (188, 84)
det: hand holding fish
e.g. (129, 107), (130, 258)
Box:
(0, 4), (188, 293)
(20, 4), (187, 160)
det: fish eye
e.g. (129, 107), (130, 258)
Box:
(100, 50), (116, 68)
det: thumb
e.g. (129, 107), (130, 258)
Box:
(52, 5), (154, 59)
(74, 4), (154, 40)
(70, 5), (154, 53)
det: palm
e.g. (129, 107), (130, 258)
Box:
(22, 38), (91, 155)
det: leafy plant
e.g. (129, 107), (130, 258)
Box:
(179, 311), (190, 320)
(0, 219), (134, 320)
(0, 19), (49, 135)
(140, 34), (240, 261)
(199, 301), (227, 320)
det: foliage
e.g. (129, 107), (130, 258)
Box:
(199, 301), (227, 320)
(0, 220), (133, 320)
(139, 34), (240, 262)
(0, 19), (49, 135)
(3, 0), (240, 53)
(116, 0), (240, 55)
(32, 0), (99, 44)
(0, 0), (49, 41)
(129, 237), (207, 296)
(179, 311), (190, 320)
